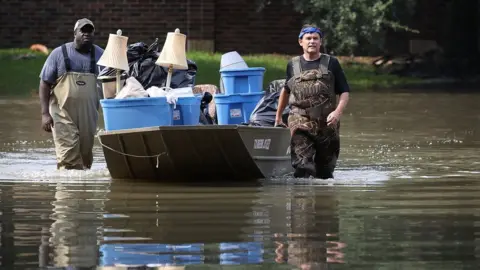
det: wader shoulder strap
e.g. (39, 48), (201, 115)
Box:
(90, 47), (96, 74)
(319, 54), (331, 74)
(61, 44), (71, 72)
(292, 56), (302, 77)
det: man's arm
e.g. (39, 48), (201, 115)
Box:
(39, 80), (52, 115)
(275, 87), (289, 125)
(335, 92), (349, 115)
(38, 48), (59, 132)
(275, 61), (292, 126)
(333, 57), (350, 113)
(39, 80), (54, 132)
(327, 57), (350, 125)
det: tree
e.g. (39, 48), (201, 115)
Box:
(257, 0), (418, 55)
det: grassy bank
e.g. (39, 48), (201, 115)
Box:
(0, 48), (420, 96)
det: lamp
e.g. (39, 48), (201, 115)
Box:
(155, 28), (188, 91)
(97, 29), (129, 95)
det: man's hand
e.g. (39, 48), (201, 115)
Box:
(274, 117), (287, 128)
(327, 92), (349, 127)
(42, 113), (54, 132)
(326, 110), (342, 126)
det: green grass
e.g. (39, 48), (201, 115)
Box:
(0, 48), (420, 96)
(189, 51), (420, 90)
(0, 49), (48, 96)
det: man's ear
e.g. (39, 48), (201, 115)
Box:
(298, 38), (303, 46)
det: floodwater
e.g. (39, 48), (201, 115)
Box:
(0, 91), (479, 269)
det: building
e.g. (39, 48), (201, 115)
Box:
(0, 0), (478, 57)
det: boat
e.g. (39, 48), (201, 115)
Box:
(97, 125), (293, 181)
(95, 32), (293, 181)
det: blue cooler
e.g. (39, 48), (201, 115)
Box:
(214, 92), (264, 125)
(220, 67), (265, 95)
(172, 96), (202, 126)
(100, 97), (173, 131)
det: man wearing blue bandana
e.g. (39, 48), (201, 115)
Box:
(275, 24), (350, 179)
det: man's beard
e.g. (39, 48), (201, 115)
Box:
(76, 40), (93, 51)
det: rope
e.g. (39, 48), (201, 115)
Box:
(96, 130), (167, 168)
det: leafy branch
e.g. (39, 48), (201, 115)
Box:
(256, 0), (419, 55)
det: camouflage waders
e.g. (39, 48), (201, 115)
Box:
(287, 55), (340, 179)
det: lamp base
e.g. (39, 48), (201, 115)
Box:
(116, 70), (122, 94)
(165, 65), (173, 91)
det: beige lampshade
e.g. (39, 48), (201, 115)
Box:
(97, 29), (129, 71)
(155, 28), (188, 70)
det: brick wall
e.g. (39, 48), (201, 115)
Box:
(0, 0), (304, 55)
(0, 0), (213, 50)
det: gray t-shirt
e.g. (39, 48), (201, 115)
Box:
(39, 42), (105, 84)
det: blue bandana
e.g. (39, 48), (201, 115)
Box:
(299, 27), (323, 39)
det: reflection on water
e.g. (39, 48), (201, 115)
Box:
(0, 91), (479, 269)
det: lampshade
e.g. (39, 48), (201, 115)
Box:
(97, 29), (129, 71)
(155, 28), (188, 70)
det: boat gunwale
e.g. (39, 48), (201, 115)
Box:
(97, 125), (287, 136)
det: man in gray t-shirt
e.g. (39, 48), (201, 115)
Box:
(39, 41), (104, 85)
(39, 18), (105, 170)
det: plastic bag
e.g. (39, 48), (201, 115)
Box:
(247, 79), (290, 127)
(248, 91), (290, 127)
(115, 77), (149, 99)
(98, 39), (198, 90)
(146, 86), (167, 97)
(145, 86), (176, 106)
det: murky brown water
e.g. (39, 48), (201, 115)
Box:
(0, 91), (479, 269)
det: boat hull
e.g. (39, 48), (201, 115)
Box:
(97, 125), (292, 181)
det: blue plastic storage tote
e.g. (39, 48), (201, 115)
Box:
(220, 67), (265, 95)
(214, 92), (264, 125)
(172, 96), (202, 126)
(100, 97), (173, 131)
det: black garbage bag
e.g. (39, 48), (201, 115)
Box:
(248, 91), (290, 127)
(99, 39), (197, 90)
(246, 79), (289, 127)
